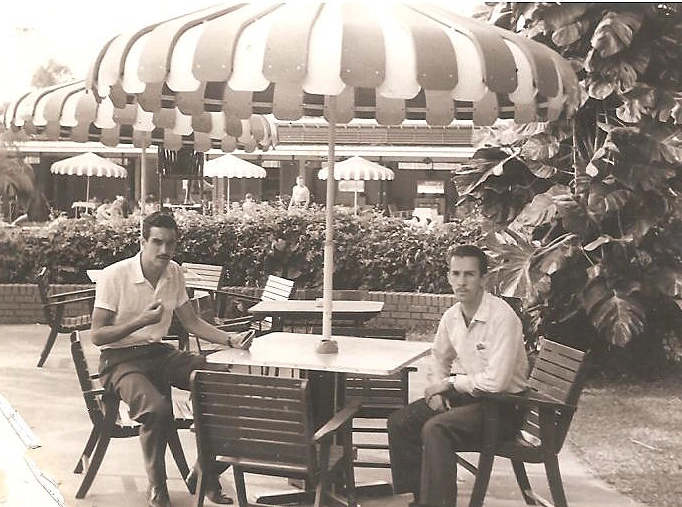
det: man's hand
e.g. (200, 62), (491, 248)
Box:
(139, 300), (164, 326)
(227, 329), (255, 350)
(424, 378), (452, 412)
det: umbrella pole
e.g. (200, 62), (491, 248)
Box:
(354, 190), (358, 215)
(227, 177), (231, 211)
(322, 98), (336, 342)
(86, 176), (90, 203)
(140, 145), (147, 232)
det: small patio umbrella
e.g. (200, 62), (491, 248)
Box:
(85, 2), (580, 342)
(318, 156), (394, 214)
(203, 154), (266, 211)
(50, 152), (127, 202)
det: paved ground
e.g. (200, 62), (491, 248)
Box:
(0, 324), (648, 507)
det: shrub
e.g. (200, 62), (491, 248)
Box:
(0, 208), (483, 291)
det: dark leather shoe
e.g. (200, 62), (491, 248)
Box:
(185, 469), (233, 504)
(147, 483), (172, 507)
(206, 482), (233, 505)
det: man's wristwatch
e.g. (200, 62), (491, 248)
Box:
(447, 375), (457, 390)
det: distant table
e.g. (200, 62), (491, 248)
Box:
(71, 201), (96, 218)
(247, 299), (384, 331)
(207, 331), (429, 502)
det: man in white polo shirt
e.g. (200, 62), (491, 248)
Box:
(387, 244), (528, 507)
(91, 211), (252, 507)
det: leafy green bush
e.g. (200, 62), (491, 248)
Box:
(0, 208), (483, 290)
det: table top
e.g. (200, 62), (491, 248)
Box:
(248, 299), (384, 317)
(206, 332), (430, 376)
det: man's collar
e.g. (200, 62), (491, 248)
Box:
(457, 292), (491, 324)
(132, 252), (147, 284)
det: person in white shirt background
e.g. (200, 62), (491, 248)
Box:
(288, 175), (310, 210)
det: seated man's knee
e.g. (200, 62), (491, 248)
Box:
(138, 395), (173, 423)
(421, 416), (446, 443)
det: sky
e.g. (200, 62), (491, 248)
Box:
(0, 0), (483, 105)
(0, 0), (223, 103)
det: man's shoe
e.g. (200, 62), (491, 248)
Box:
(147, 483), (172, 507)
(205, 481), (233, 505)
(185, 469), (233, 504)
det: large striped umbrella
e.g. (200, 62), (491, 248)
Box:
(203, 154), (266, 210)
(86, 1), (579, 341)
(318, 156), (394, 213)
(51, 152), (127, 202)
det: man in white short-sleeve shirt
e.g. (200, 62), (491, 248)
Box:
(91, 211), (252, 507)
(387, 244), (528, 507)
(288, 175), (310, 209)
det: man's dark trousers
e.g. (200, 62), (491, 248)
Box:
(387, 393), (518, 507)
(99, 343), (204, 487)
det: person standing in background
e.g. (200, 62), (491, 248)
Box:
(288, 176), (310, 210)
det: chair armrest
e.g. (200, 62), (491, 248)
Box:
(84, 387), (105, 397)
(313, 402), (362, 443)
(213, 289), (260, 304)
(478, 391), (576, 411)
(215, 316), (253, 331)
(44, 295), (96, 308)
(48, 288), (96, 300)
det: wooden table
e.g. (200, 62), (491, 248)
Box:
(207, 331), (430, 502)
(247, 299), (385, 331)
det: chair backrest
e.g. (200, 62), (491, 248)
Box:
(191, 370), (316, 477)
(260, 275), (296, 302)
(182, 263), (225, 294)
(519, 339), (587, 452)
(69, 332), (105, 426)
(70, 332), (140, 428)
(36, 267), (54, 323)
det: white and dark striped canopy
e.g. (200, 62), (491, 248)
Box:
(203, 154), (267, 178)
(87, 2), (580, 127)
(3, 80), (278, 153)
(50, 152), (127, 178)
(318, 156), (394, 181)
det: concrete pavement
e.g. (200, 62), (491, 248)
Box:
(0, 324), (647, 507)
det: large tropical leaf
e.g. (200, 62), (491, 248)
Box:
(591, 11), (643, 57)
(482, 231), (580, 301)
(583, 267), (647, 346)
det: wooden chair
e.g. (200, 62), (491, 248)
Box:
(190, 370), (359, 507)
(167, 262), (245, 350)
(69, 331), (193, 499)
(457, 339), (589, 507)
(36, 267), (95, 367)
(216, 274), (295, 334)
(311, 326), (411, 472)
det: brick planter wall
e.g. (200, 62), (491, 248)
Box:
(0, 284), (456, 330)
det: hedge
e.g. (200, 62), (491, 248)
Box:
(0, 207), (483, 291)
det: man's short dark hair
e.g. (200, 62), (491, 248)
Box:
(446, 244), (489, 275)
(142, 211), (179, 240)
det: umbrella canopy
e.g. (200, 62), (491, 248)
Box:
(204, 154), (267, 179)
(319, 156), (394, 213)
(204, 154), (267, 210)
(84, 1), (579, 341)
(51, 152), (127, 202)
(4, 81), (278, 153)
(318, 156), (395, 181)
